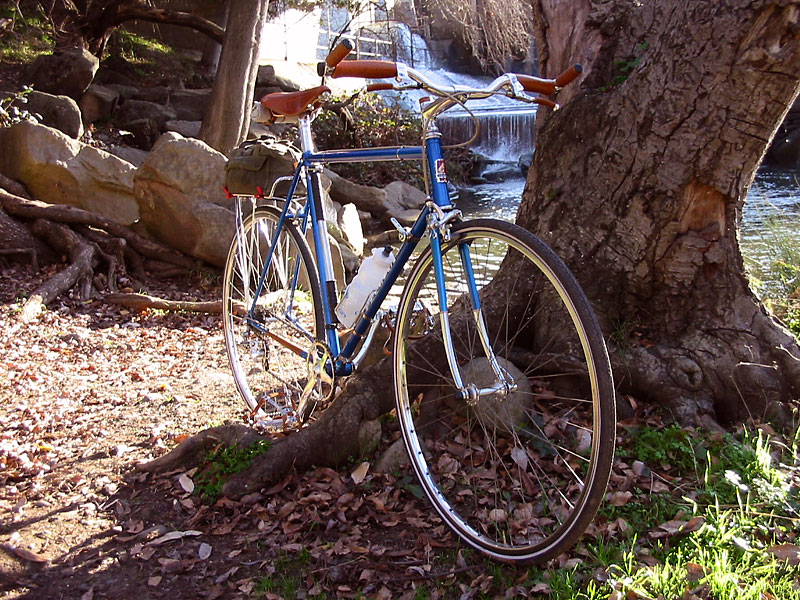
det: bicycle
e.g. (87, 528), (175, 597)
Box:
(221, 40), (616, 563)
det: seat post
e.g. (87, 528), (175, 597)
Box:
(298, 115), (315, 153)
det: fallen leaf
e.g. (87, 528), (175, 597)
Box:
(608, 491), (633, 506)
(12, 546), (48, 563)
(351, 461), (370, 484)
(148, 576), (162, 586)
(767, 544), (800, 565)
(178, 473), (195, 493)
(147, 530), (202, 546)
(198, 542), (212, 560)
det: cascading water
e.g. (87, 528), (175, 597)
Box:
(381, 23), (537, 169)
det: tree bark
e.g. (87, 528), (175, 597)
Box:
(522, 0), (800, 423)
(200, 0), (269, 154)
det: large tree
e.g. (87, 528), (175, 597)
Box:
(200, 0), (269, 154)
(521, 0), (800, 424)
(145, 0), (800, 495)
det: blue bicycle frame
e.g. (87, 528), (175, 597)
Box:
(245, 116), (478, 382)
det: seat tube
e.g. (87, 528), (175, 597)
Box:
(299, 115), (340, 354)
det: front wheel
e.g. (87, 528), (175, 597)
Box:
(393, 219), (615, 563)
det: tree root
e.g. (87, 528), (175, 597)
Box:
(0, 185), (207, 319)
(105, 293), (223, 313)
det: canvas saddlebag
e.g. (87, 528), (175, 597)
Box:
(223, 135), (301, 197)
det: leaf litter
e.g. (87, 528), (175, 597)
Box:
(2, 263), (797, 598)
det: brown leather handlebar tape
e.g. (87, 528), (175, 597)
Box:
(366, 82), (395, 92)
(555, 64), (583, 88)
(326, 39), (354, 68)
(332, 60), (398, 79)
(534, 98), (558, 109)
(516, 75), (557, 96)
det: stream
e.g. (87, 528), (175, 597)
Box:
(454, 169), (800, 290)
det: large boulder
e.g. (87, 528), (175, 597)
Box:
(0, 121), (139, 225)
(14, 91), (83, 139)
(26, 48), (99, 100)
(133, 132), (232, 266)
(170, 89), (213, 121)
(79, 84), (120, 125)
(116, 99), (177, 130)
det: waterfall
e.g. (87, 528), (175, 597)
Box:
(380, 23), (536, 173)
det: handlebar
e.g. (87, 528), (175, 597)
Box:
(317, 39), (353, 76)
(330, 59), (582, 117)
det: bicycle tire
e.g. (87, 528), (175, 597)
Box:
(222, 204), (326, 428)
(393, 218), (615, 562)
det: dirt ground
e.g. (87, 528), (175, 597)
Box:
(0, 264), (548, 600)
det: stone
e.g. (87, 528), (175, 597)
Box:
(116, 99), (177, 130)
(134, 86), (170, 104)
(79, 84), (120, 125)
(0, 121), (139, 225)
(170, 89), (213, 121)
(122, 118), (160, 150)
(165, 120), (202, 138)
(16, 91), (83, 139)
(107, 145), (149, 167)
(325, 169), (388, 218)
(462, 357), (532, 435)
(337, 203), (365, 257)
(133, 132), (232, 266)
(374, 439), (410, 474)
(26, 47), (99, 100)
(104, 84), (139, 102)
(383, 180), (427, 219)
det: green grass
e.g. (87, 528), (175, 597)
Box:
(0, 7), (53, 65)
(254, 548), (314, 598)
(535, 417), (800, 600)
(743, 197), (800, 339)
(193, 439), (271, 503)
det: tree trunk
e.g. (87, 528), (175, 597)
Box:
(522, 0), (800, 424)
(200, 0), (269, 154)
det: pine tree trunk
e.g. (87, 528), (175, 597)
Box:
(522, 0), (800, 424)
(200, 0), (269, 154)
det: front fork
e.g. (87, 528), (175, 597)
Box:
(427, 216), (516, 405)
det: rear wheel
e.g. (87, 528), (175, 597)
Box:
(393, 218), (615, 562)
(222, 202), (325, 428)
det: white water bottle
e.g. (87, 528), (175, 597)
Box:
(335, 246), (395, 328)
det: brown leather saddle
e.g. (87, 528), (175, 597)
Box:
(260, 85), (330, 118)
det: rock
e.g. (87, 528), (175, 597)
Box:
(766, 126), (800, 168)
(104, 84), (139, 102)
(79, 84), (120, 125)
(461, 357), (532, 434)
(374, 438), (410, 473)
(107, 145), (149, 167)
(0, 121), (139, 225)
(170, 89), (213, 121)
(383, 180), (426, 213)
(134, 86), (170, 104)
(122, 118), (160, 150)
(133, 132), (232, 265)
(325, 169), (388, 218)
(477, 160), (521, 182)
(15, 91), (83, 139)
(116, 99), (177, 130)
(165, 120), (202, 138)
(26, 47), (99, 100)
(518, 151), (534, 173)
(337, 203), (365, 256)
